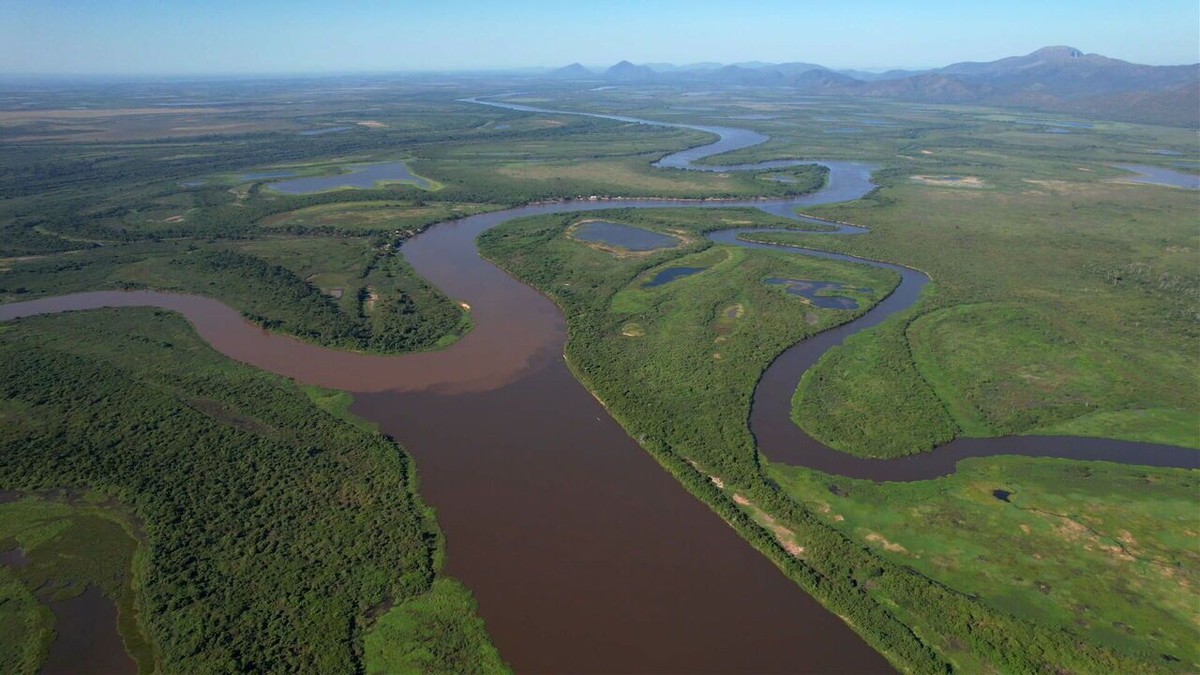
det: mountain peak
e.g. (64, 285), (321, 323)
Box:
(550, 62), (592, 78)
(605, 60), (656, 81)
(1031, 46), (1085, 59)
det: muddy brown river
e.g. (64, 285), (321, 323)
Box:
(2, 99), (1195, 673)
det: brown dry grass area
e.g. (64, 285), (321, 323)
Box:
(910, 175), (986, 188)
(734, 494), (806, 557)
(620, 322), (645, 337)
(865, 532), (908, 554)
(689, 459), (807, 558)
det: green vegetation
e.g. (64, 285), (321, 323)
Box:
(481, 203), (1194, 672)
(4, 79), (1197, 672)
(259, 201), (503, 235)
(794, 313), (959, 457)
(769, 457), (1200, 665)
(364, 579), (510, 675)
(1, 235), (469, 354)
(0, 497), (150, 674)
(751, 169), (1199, 455)
(0, 309), (500, 672)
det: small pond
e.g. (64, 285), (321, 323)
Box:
(42, 586), (136, 675)
(573, 222), (681, 251)
(267, 161), (431, 194)
(1111, 164), (1199, 190)
(1, 547), (28, 567)
(764, 277), (867, 309)
(645, 267), (705, 287)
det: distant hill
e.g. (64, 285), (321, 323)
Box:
(545, 48), (1199, 127)
(854, 46), (1199, 126)
(604, 60), (657, 82)
(549, 63), (592, 79)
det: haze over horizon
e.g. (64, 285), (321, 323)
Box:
(2, 0), (1198, 76)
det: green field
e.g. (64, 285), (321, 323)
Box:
(479, 202), (1193, 672)
(751, 170), (1198, 456)
(769, 456), (1200, 665)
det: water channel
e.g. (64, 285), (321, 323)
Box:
(1, 96), (1195, 673)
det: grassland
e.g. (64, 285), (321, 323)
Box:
(750, 167), (1198, 456)
(479, 203), (1192, 672)
(770, 456), (1200, 664)
(0, 309), (503, 672)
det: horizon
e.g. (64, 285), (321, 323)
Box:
(2, 1), (1198, 76)
(1, 45), (1198, 82)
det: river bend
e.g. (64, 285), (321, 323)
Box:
(1, 97), (1196, 673)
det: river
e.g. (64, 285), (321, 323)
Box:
(1, 97), (1195, 673)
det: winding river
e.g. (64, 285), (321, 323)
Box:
(2, 97), (1196, 673)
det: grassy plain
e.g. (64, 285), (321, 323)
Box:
(770, 456), (1200, 664)
(479, 204), (1191, 672)
(752, 171), (1198, 455)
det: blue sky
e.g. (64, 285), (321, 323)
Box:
(2, 0), (1197, 74)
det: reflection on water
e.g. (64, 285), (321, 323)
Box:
(574, 221), (680, 251)
(0, 547), (28, 567)
(1111, 164), (1200, 190)
(764, 277), (865, 309)
(42, 586), (135, 675)
(645, 266), (705, 287)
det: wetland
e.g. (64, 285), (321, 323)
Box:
(2, 78), (1197, 673)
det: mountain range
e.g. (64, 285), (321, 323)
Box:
(546, 47), (1200, 127)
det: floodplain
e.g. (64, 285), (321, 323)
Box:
(0, 75), (1197, 673)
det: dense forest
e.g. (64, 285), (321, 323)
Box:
(0, 309), (506, 673)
